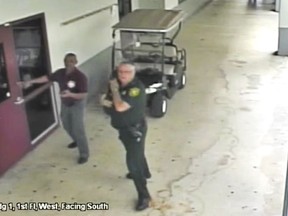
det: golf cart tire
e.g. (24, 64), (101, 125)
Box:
(178, 72), (186, 89)
(150, 92), (168, 118)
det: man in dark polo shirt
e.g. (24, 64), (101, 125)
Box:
(21, 53), (89, 164)
(100, 62), (152, 211)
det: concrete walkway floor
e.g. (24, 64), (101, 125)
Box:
(0, 0), (287, 215)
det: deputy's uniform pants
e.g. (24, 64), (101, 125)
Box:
(61, 101), (89, 159)
(118, 119), (151, 199)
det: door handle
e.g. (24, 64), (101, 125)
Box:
(14, 96), (24, 105)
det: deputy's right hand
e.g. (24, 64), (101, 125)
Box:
(100, 94), (112, 107)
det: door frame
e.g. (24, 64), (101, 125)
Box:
(4, 13), (59, 146)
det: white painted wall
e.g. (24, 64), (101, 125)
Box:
(131, 0), (140, 10)
(175, 0), (212, 19)
(136, 0), (165, 9)
(0, 0), (119, 70)
(132, 0), (211, 18)
(131, 0), (178, 10)
(165, 0), (179, 9)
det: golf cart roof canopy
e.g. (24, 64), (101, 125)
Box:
(112, 9), (184, 33)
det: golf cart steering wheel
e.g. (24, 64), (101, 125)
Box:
(148, 51), (163, 62)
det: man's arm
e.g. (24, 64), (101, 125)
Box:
(61, 90), (87, 100)
(61, 72), (88, 100)
(18, 75), (50, 88)
(70, 92), (87, 100)
(29, 75), (49, 84)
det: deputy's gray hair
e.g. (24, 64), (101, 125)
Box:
(117, 61), (136, 73)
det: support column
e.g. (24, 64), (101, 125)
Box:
(278, 0), (288, 55)
(275, 0), (280, 12)
(283, 157), (288, 216)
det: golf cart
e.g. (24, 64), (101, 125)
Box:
(111, 9), (187, 117)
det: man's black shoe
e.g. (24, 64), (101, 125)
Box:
(78, 157), (88, 164)
(135, 197), (151, 211)
(67, 142), (77, 149)
(126, 173), (151, 179)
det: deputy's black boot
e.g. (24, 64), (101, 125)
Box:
(67, 142), (77, 149)
(126, 173), (151, 179)
(135, 197), (151, 211)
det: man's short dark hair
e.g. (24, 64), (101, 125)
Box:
(64, 53), (77, 60)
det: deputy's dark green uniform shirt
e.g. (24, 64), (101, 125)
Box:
(106, 78), (146, 129)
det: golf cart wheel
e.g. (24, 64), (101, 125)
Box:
(150, 92), (168, 118)
(179, 72), (186, 89)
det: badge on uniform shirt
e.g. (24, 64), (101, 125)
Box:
(129, 87), (140, 97)
(121, 90), (127, 95)
(67, 80), (76, 88)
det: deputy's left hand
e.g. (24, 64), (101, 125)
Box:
(100, 94), (112, 107)
(109, 79), (119, 92)
(60, 90), (72, 98)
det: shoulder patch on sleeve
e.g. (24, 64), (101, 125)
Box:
(129, 87), (140, 97)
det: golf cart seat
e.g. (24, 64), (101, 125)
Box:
(134, 62), (175, 75)
(123, 43), (179, 64)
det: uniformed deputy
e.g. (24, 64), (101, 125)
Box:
(100, 62), (152, 211)
(19, 53), (89, 164)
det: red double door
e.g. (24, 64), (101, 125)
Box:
(0, 26), (31, 174)
(0, 18), (58, 176)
